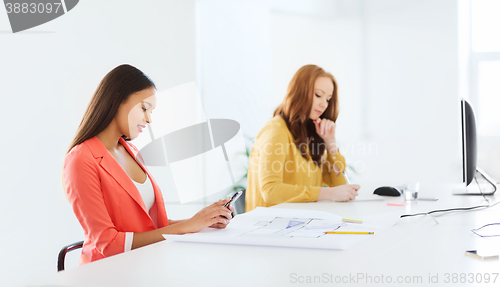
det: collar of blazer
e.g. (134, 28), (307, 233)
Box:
(85, 136), (160, 219)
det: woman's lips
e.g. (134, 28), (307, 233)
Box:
(315, 110), (322, 115)
(138, 125), (145, 133)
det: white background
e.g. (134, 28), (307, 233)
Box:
(0, 0), (497, 286)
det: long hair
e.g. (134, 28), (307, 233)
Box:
(66, 64), (156, 154)
(274, 64), (339, 165)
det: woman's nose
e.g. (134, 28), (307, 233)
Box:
(144, 111), (153, 124)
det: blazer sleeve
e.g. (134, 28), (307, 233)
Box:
(321, 150), (347, 187)
(256, 124), (321, 204)
(64, 147), (126, 258)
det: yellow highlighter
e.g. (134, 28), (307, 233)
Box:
(325, 231), (374, 235)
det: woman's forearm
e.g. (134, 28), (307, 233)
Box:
(168, 219), (187, 225)
(324, 138), (338, 154)
(131, 221), (190, 250)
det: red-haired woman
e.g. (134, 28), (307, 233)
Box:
(63, 64), (233, 264)
(245, 64), (361, 212)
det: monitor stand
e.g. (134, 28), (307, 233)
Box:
(452, 167), (497, 195)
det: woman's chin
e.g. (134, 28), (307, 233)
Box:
(126, 132), (139, 140)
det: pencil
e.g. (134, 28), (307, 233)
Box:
(325, 231), (374, 235)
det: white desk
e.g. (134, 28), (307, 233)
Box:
(28, 189), (500, 287)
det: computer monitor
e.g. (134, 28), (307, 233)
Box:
(462, 99), (476, 186)
(454, 99), (496, 195)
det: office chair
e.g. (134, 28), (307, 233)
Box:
(228, 189), (246, 215)
(57, 241), (83, 271)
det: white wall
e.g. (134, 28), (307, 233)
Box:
(0, 1), (196, 286)
(359, 0), (461, 189)
(196, 0), (273, 202)
(197, 0), (273, 138)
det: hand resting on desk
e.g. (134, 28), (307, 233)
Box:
(317, 184), (361, 202)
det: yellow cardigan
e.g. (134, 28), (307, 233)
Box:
(245, 117), (347, 212)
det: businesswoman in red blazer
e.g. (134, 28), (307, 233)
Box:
(63, 64), (233, 265)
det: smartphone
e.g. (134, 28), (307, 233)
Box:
(224, 190), (243, 209)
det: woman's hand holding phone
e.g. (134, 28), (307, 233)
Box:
(210, 198), (235, 229)
(182, 199), (233, 233)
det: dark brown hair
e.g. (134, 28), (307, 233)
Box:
(274, 64), (339, 165)
(66, 64), (156, 154)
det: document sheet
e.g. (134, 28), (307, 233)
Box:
(163, 207), (400, 250)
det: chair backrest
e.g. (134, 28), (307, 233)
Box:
(57, 241), (83, 271)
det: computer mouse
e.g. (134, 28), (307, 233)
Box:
(373, 186), (402, 196)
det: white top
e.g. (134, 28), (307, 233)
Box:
(132, 174), (155, 211)
(124, 174), (155, 252)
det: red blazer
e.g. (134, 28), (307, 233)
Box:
(63, 136), (169, 264)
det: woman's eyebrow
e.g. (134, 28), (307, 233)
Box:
(142, 101), (153, 107)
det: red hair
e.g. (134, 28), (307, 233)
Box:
(274, 64), (339, 164)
